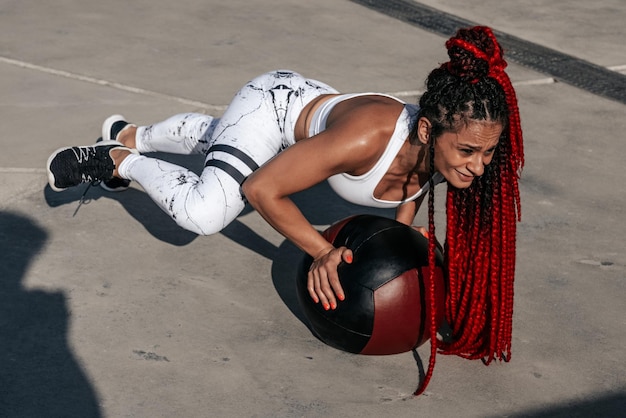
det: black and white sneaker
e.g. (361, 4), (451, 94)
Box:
(46, 141), (138, 192)
(98, 114), (137, 192)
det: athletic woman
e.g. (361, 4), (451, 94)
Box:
(47, 26), (523, 394)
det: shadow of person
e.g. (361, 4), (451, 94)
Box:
(43, 179), (199, 247)
(0, 211), (101, 417)
(43, 149), (385, 255)
(42, 146), (393, 325)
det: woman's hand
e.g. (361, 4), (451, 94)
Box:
(307, 246), (353, 310)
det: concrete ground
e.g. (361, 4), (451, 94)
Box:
(1, 0), (625, 417)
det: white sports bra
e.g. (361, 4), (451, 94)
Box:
(308, 93), (444, 209)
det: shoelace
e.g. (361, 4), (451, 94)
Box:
(72, 180), (101, 217)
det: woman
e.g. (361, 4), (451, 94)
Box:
(47, 26), (523, 393)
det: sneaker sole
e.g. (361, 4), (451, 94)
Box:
(46, 140), (124, 192)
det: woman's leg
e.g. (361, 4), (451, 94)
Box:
(119, 113), (220, 155)
(113, 74), (290, 235)
(113, 71), (337, 235)
(117, 154), (244, 235)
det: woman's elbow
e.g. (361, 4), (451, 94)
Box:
(243, 172), (284, 212)
(242, 176), (262, 207)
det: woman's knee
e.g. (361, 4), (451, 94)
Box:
(173, 211), (231, 236)
(171, 191), (244, 236)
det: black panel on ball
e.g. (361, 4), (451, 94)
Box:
(297, 255), (373, 354)
(335, 217), (431, 290)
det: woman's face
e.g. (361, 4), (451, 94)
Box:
(433, 121), (503, 189)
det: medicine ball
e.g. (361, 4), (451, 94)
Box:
(296, 215), (445, 355)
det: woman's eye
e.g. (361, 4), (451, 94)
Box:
(461, 148), (473, 155)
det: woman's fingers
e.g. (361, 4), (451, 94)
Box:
(306, 246), (351, 310)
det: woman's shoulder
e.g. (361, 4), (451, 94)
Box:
(315, 96), (408, 169)
(329, 94), (406, 129)
(346, 93), (406, 108)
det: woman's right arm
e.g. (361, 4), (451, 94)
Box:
(242, 131), (368, 309)
(244, 173), (352, 310)
(242, 103), (395, 309)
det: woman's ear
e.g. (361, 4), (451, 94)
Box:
(417, 117), (432, 145)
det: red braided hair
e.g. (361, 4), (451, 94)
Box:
(413, 26), (524, 395)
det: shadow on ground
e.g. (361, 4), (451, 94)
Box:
(496, 391), (626, 418)
(0, 211), (102, 417)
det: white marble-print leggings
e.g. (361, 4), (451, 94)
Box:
(116, 70), (338, 235)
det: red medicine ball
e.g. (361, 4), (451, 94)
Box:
(297, 215), (446, 355)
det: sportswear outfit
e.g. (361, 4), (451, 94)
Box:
(309, 93), (444, 209)
(113, 70), (443, 234)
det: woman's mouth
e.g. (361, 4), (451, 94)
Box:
(456, 170), (474, 182)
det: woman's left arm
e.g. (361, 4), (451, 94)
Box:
(394, 195), (425, 226)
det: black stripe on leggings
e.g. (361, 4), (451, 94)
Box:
(206, 144), (260, 171)
(204, 160), (246, 185)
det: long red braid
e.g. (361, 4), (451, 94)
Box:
(414, 26), (524, 395)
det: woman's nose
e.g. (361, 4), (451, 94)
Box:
(467, 155), (485, 177)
